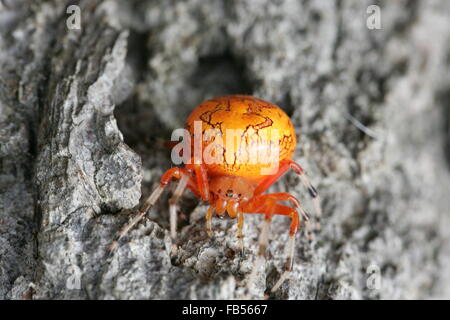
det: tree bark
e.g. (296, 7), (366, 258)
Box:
(1, 0), (449, 299)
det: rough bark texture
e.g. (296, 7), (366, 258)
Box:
(1, 0), (449, 300)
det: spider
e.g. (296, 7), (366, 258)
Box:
(109, 95), (321, 293)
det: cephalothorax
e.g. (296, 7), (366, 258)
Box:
(110, 95), (321, 293)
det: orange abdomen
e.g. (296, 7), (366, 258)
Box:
(185, 95), (297, 179)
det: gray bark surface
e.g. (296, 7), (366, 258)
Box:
(0, 0), (449, 299)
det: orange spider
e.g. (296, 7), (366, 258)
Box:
(110, 95), (321, 292)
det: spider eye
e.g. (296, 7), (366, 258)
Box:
(238, 193), (242, 197)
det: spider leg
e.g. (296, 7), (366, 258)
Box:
(252, 192), (310, 222)
(246, 198), (276, 291)
(289, 161), (322, 231)
(187, 162), (214, 238)
(267, 204), (299, 292)
(205, 204), (244, 256)
(251, 192), (313, 241)
(206, 203), (244, 255)
(237, 210), (245, 256)
(186, 161), (210, 202)
(205, 205), (214, 237)
(169, 174), (189, 242)
(108, 167), (196, 253)
(254, 159), (321, 232)
(108, 184), (165, 253)
(243, 194), (301, 293)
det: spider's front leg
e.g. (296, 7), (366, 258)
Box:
(169, 163), (210, 254)
(108, 167), (199, 253)
(186, 163), (210, 201)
